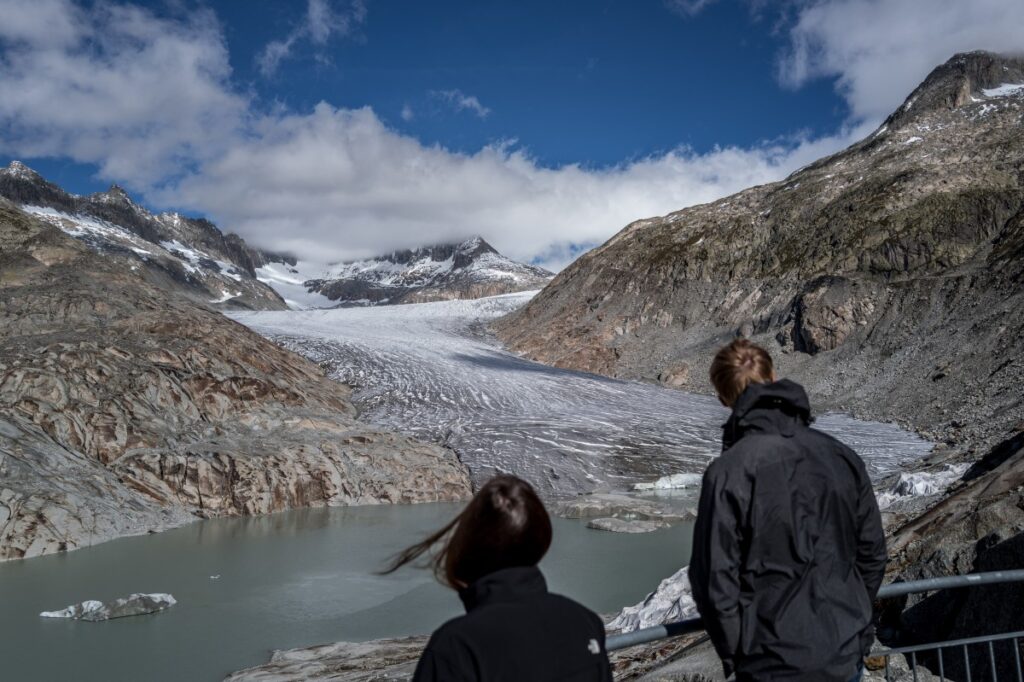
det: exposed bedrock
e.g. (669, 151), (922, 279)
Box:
(0, 200), (471, 561)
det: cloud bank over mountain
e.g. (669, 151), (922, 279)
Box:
(1, 0), (1020, 270)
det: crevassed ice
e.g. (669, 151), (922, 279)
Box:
(231, 293), (931, 498)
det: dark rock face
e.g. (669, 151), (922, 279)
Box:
(307, 237), (553, 306)
(0, 162), (288, 311)
(0, 201), (472, 561)
(790, 276), (878, 355)
(496, 51), (1024, 451)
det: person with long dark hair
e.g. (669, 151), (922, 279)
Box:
(382, 474), (613, 682)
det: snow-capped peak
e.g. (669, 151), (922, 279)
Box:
(2, 160), (42, 180)
(284, 236), (553, 308)
(93, 184), (135, 205)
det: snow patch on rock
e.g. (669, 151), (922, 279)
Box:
(983, 82), (1024, 98)
(255, 260), (336, 310)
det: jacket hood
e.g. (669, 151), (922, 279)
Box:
(722, 379), (812, 449)
(458, 565), (547, 612)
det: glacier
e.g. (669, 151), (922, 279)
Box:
(231, 292), (931, 498)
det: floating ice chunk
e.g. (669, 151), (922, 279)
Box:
(40, 593), (176, 621)
(633, 473), (702, 491)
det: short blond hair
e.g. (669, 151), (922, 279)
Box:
(710, 339), (774, 407)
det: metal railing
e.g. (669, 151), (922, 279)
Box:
(607, 568), (1024, 679)
(876, 629), (1024, 682)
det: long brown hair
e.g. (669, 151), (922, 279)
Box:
(381, 475), (553, 589)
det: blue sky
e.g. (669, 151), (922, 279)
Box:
(21, 1), (845, 195)
(222, 0), (846, 165)
(1, 0), (1022, 268)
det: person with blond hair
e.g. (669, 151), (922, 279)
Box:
(689, 339), (886, 682)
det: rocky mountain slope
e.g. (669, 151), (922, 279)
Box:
(0, 200), (471, 561)
(494, 50), (1024, 677)
(497, 51), (1024, 450)
(0, 161), (288, 311)
(302, 237), (553, 306)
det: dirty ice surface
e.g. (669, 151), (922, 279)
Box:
(231, 292), (931, 498)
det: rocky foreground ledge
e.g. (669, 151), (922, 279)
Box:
(0, 200), (472, 561)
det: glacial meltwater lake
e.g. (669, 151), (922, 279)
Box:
(1, 503), (694, 681)
(3, 293), (933, 681)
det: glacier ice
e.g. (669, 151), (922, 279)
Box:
(231, 293), (932, 498)
(40, 593), (176, 622)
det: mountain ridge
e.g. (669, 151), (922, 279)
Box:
(0, 161), (290, 310)
(299, 235), (553, 307)
(0, 162), (550, 311)
(498, 50), (1024, 436)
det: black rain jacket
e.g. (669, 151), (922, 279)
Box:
(412, 565), (613, 682)
(689, 380), (887, 681)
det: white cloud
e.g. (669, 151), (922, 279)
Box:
(431, 89), (492, 119)
(2, 0), (1017, 272)
(257, 0), (366, 77)
(0, 0), (865, 272)
(0, 0), (246, 184)
(166, 104), (866, 271)
(0, 0), (82, 48)
(777, 0), (1024, 122)
(400, 103), (414, 121)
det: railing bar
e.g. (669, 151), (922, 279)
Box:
(938, 646), (945, 681)
(990, 640), (998, 682)
(1014, 638), (1022, 682)
(877, 569), (1024, 599)
(875, 631), (1024, 657)
(966, 643), (973, 682)
(885, 655), (891, 682)
(606, 618), (704, 651)
(911, 650), (919, 682)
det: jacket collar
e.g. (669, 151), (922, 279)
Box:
(722, 379), (812, 450)
(458, 565), (548, 612)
